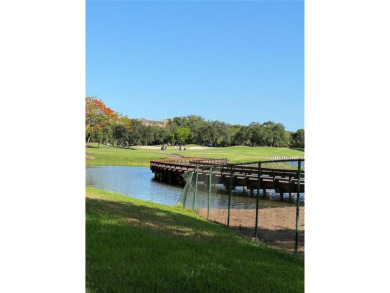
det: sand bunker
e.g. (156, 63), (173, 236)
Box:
(137, 145), (213, 150)
(137, 146), (162, 150)
(187, 146), (214, 150)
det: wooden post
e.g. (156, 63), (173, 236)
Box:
(208, 167), (212, 220)
(227, 166), (233, 228)
(255, 162), (261, 238)
(295, 160), (302, 253)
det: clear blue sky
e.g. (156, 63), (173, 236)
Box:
(86, 0), (304, 131)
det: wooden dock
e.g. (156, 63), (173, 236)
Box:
(150, 158), (305, 201)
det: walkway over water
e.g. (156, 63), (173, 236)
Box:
(150, 157), (305, 201)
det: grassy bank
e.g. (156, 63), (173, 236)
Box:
(86, 143), (304, 166)
(86, 187), (304, 292)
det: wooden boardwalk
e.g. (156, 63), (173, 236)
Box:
(150, 158), (305, 201)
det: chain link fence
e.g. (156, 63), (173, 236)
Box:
(177, 159), (305, 254)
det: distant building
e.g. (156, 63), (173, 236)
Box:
(135, 118), (168, 127)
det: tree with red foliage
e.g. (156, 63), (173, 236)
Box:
(85, 96), (120, 145)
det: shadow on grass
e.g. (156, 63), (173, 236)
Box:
(229, 225), (304, 255)
(86, 144), (138, 150)
(86, 197), (224, 242)
(86, 197), (304, 292)
(291, 148), (305, 152)
(86, 196), (306, 256)
(115, 145), (138, 150)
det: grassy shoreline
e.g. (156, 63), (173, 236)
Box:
(86, 187), (304, 292)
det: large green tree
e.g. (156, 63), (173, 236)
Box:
(112, 124), (128, 146)
(126, 119), (143, 146)
(233, 125), (251, 145)
(272, 123), (289, 147)
(291, 129), (305, 148)
(173, 128), (191, 145)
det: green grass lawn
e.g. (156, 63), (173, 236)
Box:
(86, 144), (168, 166)
(86, 143), (304, 166)
(86, 187), (304, 292)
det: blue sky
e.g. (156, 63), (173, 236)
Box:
(86, 0), (304, 131)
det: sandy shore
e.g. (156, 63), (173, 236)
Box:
(197, 207), (304, 253)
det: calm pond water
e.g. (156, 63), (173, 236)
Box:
(86, 166), (304, 209)
(287, 161), (305, 169)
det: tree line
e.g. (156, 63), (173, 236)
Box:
(86, 96), (304, 148)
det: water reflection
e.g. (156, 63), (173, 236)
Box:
(86, 166), (304, 209)
(86, 166), (183, 206)
(287, 161), (305, 169)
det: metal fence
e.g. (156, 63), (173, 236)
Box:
(177, 159), (305, 254)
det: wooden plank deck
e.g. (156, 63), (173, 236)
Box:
(150, 158), (305, 199)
